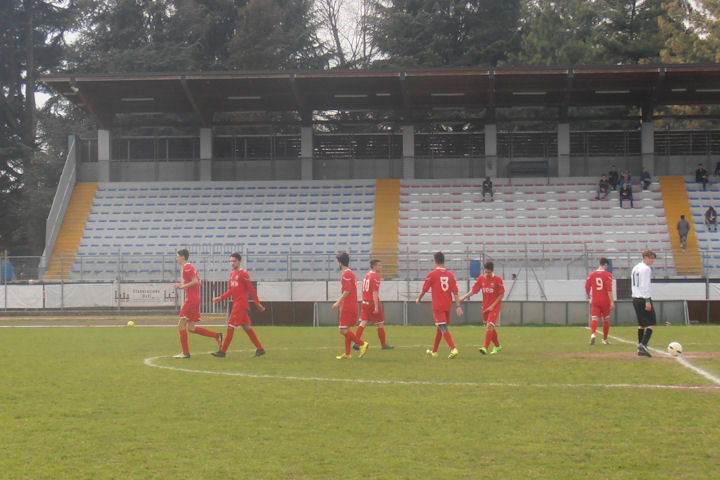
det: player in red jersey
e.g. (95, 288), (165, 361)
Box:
(172, 249), (223, 358)
(211, 252), (266, 358)
(585, 257), (615, 345)
(331, 252), (368, 359)
(353, 259), (393, 350)
(460, 261), (505, 355)
(415, 251), (463, 359)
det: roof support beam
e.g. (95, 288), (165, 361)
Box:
(180, 77), (207, 127)
(71, 80), (105, 129)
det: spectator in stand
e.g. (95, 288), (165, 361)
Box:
(608, 165), (619, 191)
(677, 215), (690, 249)
(715, 161), (720, 177)
(619, 181), (634, 208)
(618, 171), (631, 190)
(705, 206), (717, 232)
(640, 166), (652, 190)
(482, 177), (494, 202)
(596, 174), (610, 200)
(696, 163), (709, 191)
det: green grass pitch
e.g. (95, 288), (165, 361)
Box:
(1, 321), (719, 479)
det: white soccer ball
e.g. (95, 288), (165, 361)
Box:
(667, 341), (683, 357)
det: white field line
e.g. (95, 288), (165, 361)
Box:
(604, 331), (720, 386)
(143, 348), (719, 391)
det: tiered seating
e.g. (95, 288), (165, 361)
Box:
(398, 177), (672, 278)
(73, 181), (375, 280)
(686, 179), (720, 276)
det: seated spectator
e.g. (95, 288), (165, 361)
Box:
(619, 181), (633, 208)
(696, 163), (709, 191)
(715, 161), (720, 177)
(482, 176), (494, 202)
(618, 173), (631, 190)
(705, 206), (717, 232)
(608, 165), (619, 191)
(640, 166), (652, 190)
(596, 174), (610, 200)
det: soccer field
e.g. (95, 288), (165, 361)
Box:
(1, 321), (718, 479)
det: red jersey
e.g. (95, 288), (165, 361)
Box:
(585, 270), (613, 306)
(340, 268), (358, 313)
(182, 263), (200, 303)
(421, 268), (458, 311)
(471, 274), (505, 312)
(218, 269), (260, 312)
(362, 271), (381, 310)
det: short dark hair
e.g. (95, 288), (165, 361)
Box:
(599, 257), (609, 266)
(370, 259), (381, 269)
(230, 252), (242, 262)
(681, 215), (685, 219)
(484, 261), (494, 271)
(177, 248), (189, 260)
(336, 252), (350, 267)
(434, 251), (445, 264)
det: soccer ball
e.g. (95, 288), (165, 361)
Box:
(127, 320), (135, 327)
(667, 341), (682, 357)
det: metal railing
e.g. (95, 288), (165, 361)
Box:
(10, 246), (717, 285)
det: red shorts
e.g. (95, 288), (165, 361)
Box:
(338, 310), (358, 328)
(228, 308), (251, 327)
(591, 303), (612, 318)
(433, 310), (450, 325)
(482, 307), (501, 325)
(360, 302), (384, 324)
(180, 300), (201, 322)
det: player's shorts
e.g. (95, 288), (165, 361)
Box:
(433, 309), (450, 325)
(482, 306), (501, 325)
(360, 302), (384, 324)
(228, 308), (251, 327)
(591, 303), (612, 318)
(180, 299), (201, 322)
(632, 297), (657, 328)
(338, 309), (358, 328)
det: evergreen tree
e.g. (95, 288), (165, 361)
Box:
(370, 0), (522, 68)
(0, 0), (75, 255)
(504, 0), (603, 66)
(597, 0), (668, 64)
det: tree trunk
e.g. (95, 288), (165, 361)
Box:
(23, 0), (36, 150)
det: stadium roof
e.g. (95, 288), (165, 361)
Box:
(42, 64), (720, 128)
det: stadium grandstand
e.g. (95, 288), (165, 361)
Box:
(2, 65), (719, 321)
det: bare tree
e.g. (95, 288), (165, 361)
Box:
(315, 0), (379, 68)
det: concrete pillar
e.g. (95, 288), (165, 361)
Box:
(557, 123), (570, 177)
(98, 129), (111, 182)
(484, 123), (497, 178)
(199, 128), (212, 181)
(402, 125), (415, 179)
(300, 126), (313, 180)
(641, 120), (655, 175)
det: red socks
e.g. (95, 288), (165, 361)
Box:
(221, 328), (235, 353)
(432, 328), (442, 352)
(193, 326), (218, 339)
(179, 329), (189, 355)
(442, 331), (456, 350)
(492, 329), (499, 347)
(344, 330), (363, 354)
(246, 328), (263, 350)
(484, 330), (493, 349)
(603, 320), (610, 340)
(377, 326), (387, 347)
(355, 325), (365, 340)
(590, 318), (598, 335)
